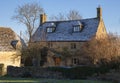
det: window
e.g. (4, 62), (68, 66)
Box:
(73, 26), (80, 32)
(71, 43), (76, 49)
(48, 42), (53, 48)
(72, 58), (79, 65)
(11, 40), (18, 49)
(73, 21), (83, 32)
(47, 28), (53, 32)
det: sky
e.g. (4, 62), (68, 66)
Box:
(0, 0), (120, 36)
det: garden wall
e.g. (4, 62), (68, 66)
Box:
(7, 66), (63, 79)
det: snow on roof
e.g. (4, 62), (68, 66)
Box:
(32, 18), (99, 42)
(44, 22), (56, 27)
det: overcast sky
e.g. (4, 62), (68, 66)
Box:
(0, 0), (120, 36)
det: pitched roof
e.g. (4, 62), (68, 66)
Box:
(0, 27), (21, 51)
(32, 18), (99, 42)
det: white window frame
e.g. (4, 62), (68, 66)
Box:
(73, 26), (80, 32)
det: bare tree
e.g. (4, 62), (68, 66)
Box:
(67, 10), (82, 20)
(49, 13), (66, 21)
(12, 2), (44, 42)
(49, 10), (82, 21)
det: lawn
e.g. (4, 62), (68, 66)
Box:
(0, 77), (113, 83)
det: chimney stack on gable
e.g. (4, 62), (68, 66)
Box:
(97, 6), (102, 20)
(40, 13), (47, 25)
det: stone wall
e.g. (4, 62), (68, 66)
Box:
(7, 66), (63, 79)
(0, 52), (21, 75)
(31, 41), (84, 52)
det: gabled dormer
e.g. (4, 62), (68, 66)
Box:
(11, 40), (18, 49)
(46, 23), (56, 33)
(72, 21), (83, 32)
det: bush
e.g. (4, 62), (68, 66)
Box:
(98, 56), (120, 73)
(0, 64), (4, 76)
(22, 71), (32, 78)
(48, 66), (115, 79)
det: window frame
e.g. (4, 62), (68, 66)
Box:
(73, 26), (80, 32)
(48, 42), (53, 48)
(72, 58), (79, 65)
(71, 43), (76, 49)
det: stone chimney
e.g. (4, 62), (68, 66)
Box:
(97, 6), (102, 19)
(40, 13), (47, 25)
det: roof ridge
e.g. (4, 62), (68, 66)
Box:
(44, 17), (97, 23)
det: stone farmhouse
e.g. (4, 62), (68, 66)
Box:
(0, 27), (24, 75)
(31, 7), (107, 67)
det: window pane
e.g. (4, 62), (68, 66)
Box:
(74, 43), (76, 49)
(72, 58), (79, 65)
(73, 26), (80, 32)
(47, 28), (52, 32)
(71, 43), (76, 49)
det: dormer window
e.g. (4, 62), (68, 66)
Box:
(46, 23), (56, 33)
(11, 40), (18, 49)
(72, 21), (83, 32)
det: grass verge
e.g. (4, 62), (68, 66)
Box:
(0, 77), (113, 83)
